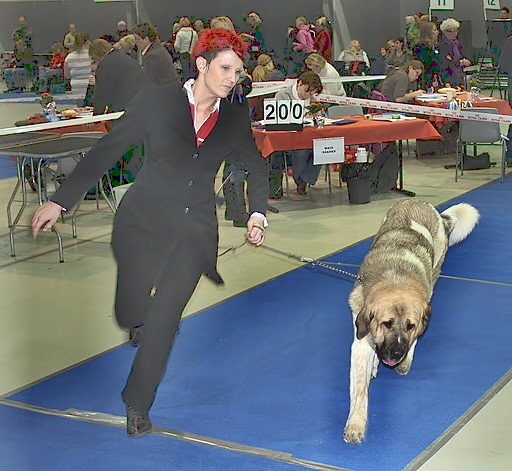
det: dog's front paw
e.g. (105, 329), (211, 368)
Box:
(395, 360), (411, 375)
(396, 358), (412, 375)
(344, 419), (366, 444)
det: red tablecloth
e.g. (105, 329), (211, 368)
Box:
(252, 117), (442, 158)
(14, 117), (108, 134)
(415, 92), (512, 128)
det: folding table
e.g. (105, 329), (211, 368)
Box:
(5, 134), (112, 262)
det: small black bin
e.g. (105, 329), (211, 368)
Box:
(346, 177), (371, 204)
(341, 162), (372, 204)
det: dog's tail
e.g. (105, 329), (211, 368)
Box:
(441, 203), (480, 247)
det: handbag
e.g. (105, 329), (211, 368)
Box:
(463, 152), (491, 170)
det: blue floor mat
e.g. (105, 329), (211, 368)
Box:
(3, 175), (512, 471)
(0, 91), (76, 105)
(0, 405), (307, 471)
(0, 156), (17, 179)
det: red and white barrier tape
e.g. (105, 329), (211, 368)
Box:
(316, 94), (512, 125)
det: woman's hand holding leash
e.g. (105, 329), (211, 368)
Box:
(245, 214), (265, 247)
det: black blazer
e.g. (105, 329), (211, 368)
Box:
(93, 49), (145, 115)
(142, 41), (179, 85)
(53, 83), (268, 283)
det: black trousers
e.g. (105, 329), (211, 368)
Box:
(114, 237), (203, 414)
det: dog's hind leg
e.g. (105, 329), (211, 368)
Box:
(344, 339), (377, 444)
(396, 339), (417, 375)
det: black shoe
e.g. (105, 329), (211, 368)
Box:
(128, 325), (144, 347)
(126, 406), (152, 438)
(296, 179), (307, 195)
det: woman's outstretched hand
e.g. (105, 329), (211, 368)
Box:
(31, 201), (63, 238)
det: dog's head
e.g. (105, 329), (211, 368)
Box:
(355, 289), (431, 367)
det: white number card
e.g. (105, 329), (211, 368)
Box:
(263, 99), (305, 124)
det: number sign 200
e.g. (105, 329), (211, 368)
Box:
(264, 99), (305, 124)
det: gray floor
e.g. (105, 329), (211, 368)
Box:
(0, 96), (510, 470)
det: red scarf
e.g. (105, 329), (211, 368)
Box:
(189, 104), (219, 148)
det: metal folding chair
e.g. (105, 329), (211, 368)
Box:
(456, 107), (509, 183)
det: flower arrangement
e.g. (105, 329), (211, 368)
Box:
(307, 101), (329, 115)
(35, 93), (55, 107)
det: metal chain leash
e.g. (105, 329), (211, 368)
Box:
(218, 240), (361, 282)
(260, 243), (361, 283)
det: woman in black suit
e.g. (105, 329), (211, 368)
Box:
(32, 28), (268, 438)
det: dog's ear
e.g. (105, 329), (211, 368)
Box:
(418, 304), (432, 335)
(355, 310), (373, 340)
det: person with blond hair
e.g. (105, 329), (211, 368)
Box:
(113, 34), (136, 53)
(305, 53), (346, 96)
(412, 21), (441, 89)
(64, 31), (92, 99)
(293, 16), (314, 55)
(337, 39), (370, 75)
(210, 16), (235, 31)
(64, 24), (77, 51)
(314, 16), (332, 61)
(174, 17), (198, 80)
(93, 35), (143, 115)
(251, 54), (285, 82)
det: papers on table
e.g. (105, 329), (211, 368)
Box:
(371, 113), (417, 121)
(416, 93), (447, 102)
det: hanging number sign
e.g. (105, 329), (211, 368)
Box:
(484, 0), (501, 10)
(429, 0), (455, 10)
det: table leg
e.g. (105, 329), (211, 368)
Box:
(392, 140), (416, 197)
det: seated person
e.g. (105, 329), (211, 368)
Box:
(271, 71), (323, 196)
(383, 37), (412, 69)
(337, 39), (370, 75)
(252, 54), (285, 82)
(305, 53), (346, 96)
(38, 41), (67, 90)
(378, 60), (425, 102)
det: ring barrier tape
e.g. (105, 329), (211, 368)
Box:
(315, 93), (512, 125)
(249, 80), (512, 125)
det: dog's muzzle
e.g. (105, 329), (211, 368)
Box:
(377, 338), (409, 367)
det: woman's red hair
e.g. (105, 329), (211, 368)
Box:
(192, 28), (248, 61)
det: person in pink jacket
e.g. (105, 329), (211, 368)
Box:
(293, 16), (315, 55)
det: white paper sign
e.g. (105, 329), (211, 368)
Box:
(429, 0), (455, 10)
(313, 137), (345, 165)
(484, 0), (501, 10)
(263, 99), (305, 124)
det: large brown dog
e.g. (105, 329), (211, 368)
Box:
(343, 199), (479, 444)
